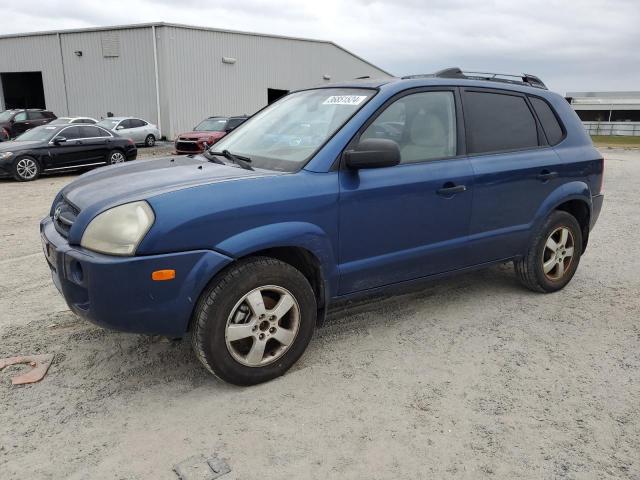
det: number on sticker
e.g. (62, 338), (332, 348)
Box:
(323, 95), (368, 106)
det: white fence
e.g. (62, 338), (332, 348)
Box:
(582, 121), (640, 136)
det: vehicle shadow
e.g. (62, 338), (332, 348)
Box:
(1, 262), (522, 399)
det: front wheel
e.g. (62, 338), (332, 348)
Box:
(144, 134), (155, 147)
(515, 210), (583, 293)
(191, 257), (316, 385)
(13, 156), (41, 181)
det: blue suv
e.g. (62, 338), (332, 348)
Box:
(40, 68), (604, 385)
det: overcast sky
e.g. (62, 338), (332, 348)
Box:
(3, 0), (639, 94)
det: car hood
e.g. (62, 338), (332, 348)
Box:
(61, 155), (279, 211)
(177, 131), (226, 141)
(0, 140), (43, 151)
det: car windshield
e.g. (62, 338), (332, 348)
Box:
(210, 88), (376, 172)
(15, 125), (59, 142)
(0, 111), (15, 122)
(194, 118), (228, 132)
(97, 119), (120, 129)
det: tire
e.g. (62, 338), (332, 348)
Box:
(191, 256), (316, 386)
(107, 150), (126, 165)
(515, 210), (583, 293)
(144, 135), (155, 147)
(12, 156), (41, 181)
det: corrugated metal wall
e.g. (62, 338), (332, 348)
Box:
(60, 28), (158, 124)
(0, 24), (391, 139)
(0, 34), (68, 115)
(157, 25), (390, 138)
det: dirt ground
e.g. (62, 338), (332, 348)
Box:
(1, 149), (639, 479)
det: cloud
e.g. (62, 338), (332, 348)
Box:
(1, 0), (638, 93)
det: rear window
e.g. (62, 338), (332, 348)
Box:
(464, 91), (539, 154)
(530, 97), (564, 145)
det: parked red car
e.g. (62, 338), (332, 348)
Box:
(174, 116), (247, 154)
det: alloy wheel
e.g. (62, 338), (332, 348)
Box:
(225, 285), (300, 367)
(16, 158), (38, 180)
(110, 152), (125, 164)
(542, 226), (575, 281)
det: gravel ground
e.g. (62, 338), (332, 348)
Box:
(0, 149), (639, 479)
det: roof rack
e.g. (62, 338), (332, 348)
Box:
(402, 67), (547, 90)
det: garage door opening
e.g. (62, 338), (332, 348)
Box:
(1, 72), (46, 109)
(267, 88), (289, 104)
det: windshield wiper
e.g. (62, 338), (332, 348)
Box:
(209, 149), (254, 170)
(201, 150), (225, 165)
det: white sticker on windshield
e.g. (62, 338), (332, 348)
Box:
(323, 95), (368, 106)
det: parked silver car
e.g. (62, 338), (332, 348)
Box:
(49, 116), (98, 125)
(96, 117), (160, 147)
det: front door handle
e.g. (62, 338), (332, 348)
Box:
(537, 170), (559, 182)
(437, 182), (467, 196)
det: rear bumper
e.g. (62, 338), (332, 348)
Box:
(40, 217), (233, 336)
(590, 193), (604, 230)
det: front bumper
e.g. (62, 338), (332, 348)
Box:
(40, 217), (232, 336)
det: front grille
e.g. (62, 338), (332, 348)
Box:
(53, 198), (80, 238)
(176, 141), (201, 152)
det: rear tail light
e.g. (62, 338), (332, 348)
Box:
(127, 138), (134, 145)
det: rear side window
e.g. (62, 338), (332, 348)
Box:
(530, 97), (564, 145)
(28, 111), (46, 120)
(130, 119), (147, 128)
(464, 91), (538, 154)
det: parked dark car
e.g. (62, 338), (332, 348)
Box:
(0, 109), (57, 138)
(41, 68), (603, 385)
(0, 124), (136, 181)
(174, 116), (248, 154)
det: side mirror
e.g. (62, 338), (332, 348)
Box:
(344, 138), (401, 169)
(53, 136), (67, 145)
(116, 125), (124, 130)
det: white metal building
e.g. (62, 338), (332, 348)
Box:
(0, 23), (391, 139)
(566, 91), (640, 136)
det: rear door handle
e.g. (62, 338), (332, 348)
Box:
(537, 170), (559, 181)
(437, 183), (467, 196)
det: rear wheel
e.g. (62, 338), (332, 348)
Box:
(515, 210), (582, 292)
(191, 257), (316, 385)
(107, 150), (126, 165)
(144, 134), (155, 147)
(13, 156), (40, 181)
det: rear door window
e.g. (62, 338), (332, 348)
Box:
(463, 91), (539, 154)
(529, 97), (564, 145)
(80, 126), (110, 138)
(226, 118), (246, 130)
(28, 111), (46, 120)
(60, 126), (83, 140)
(130, 119), (146, 128)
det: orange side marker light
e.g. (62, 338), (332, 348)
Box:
(152, 269), (176, 281)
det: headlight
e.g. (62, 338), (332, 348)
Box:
(80, 201), (155, 256)
(0, 152), (14, 160)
